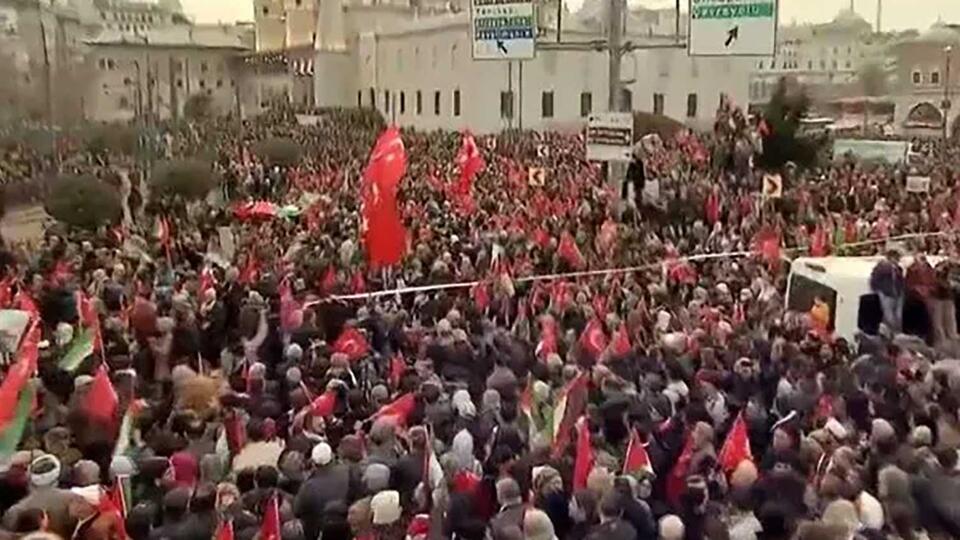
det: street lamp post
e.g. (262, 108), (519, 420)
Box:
(944, 45), (952, 144)
(133, 60), (143, 119)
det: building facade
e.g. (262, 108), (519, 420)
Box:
(748, 8), (894, 104)
(303, 1), (750, 134)
(889, 24), (960, 137)
(84, 25), (251, 121)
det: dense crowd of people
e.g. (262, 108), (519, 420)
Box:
(0, 102), (958, 540)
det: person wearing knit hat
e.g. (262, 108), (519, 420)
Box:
(362, 463), (391, 494)
(522, 509), (557, 540)
(72, 460), (100, 487)
(285, 343), (303, 362)
(658, 515), (684, 540)
(285, 366), (303, 387)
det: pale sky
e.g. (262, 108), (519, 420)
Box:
(181, 0), (960, 31)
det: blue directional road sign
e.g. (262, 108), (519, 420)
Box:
(471, 0), (536, 60)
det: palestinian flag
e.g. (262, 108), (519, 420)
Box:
(59, 327), (95, 372)
(0, 321), (40, 430)
(0, 385), (34, 457)
(114, 400), (146, 457)
(77, 291), (103, 353)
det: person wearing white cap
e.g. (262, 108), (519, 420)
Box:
(370, 490), (401, 528)
(2, 455), (77, 538)
(294, 442), (350, 540)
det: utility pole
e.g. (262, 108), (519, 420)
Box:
(169, 56), (179, 120)
(607, 0), (624, 112)
(37, 2), (56, 168)
(556, 0), (562, 43)
(944, 45), (952, 145)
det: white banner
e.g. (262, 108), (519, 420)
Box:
(906, 176), (931, 193)
(586, 112), (634, 162)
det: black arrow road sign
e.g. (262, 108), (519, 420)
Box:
(725, 26), (739, 47)
(497, 40), (509, 54)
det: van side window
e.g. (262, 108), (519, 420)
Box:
(787, 274), (838, 330)
(857, 294), (882, 336)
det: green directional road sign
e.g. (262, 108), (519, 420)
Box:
(688, 0), (777, 57)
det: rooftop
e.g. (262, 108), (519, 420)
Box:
(85, 23), (251, 49)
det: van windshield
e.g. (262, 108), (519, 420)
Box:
(787, 273), (838, 331)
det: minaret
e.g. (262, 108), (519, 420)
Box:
(876, 0), (882, 33)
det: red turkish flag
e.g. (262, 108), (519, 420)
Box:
(666, 431), (696, 508)
(84, 365), (119, 424)
(623, 428), (654, 476)
(373, 393), (417, 426)
(573, 417), (594, 491)
(705, 190), (720, 225)
(362, 127), (408, 267)
(215, 520), (234, 540)
(752, 226), (782, 270)
(455, 131), (484, 196)
(259, 493), (281, 540)
(579, 318), (608, 361)
(536, 316), (558, 360)
(810, 223), (829, 257)
(332, 327), (370, 361)
(610, 323), (632, 357)
(718, 413), (754, 475)
(320, 266), (337, 294)
(309, 389), (338, 418)
(558, 231), (585, 269)
(389, 354), (406, 389)
(472, 282), (490, 312)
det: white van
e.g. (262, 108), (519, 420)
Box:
(785, 255), (949, 342)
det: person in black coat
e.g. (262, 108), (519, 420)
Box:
(172, 483), (217, 540)
(613, 477), (656, 540)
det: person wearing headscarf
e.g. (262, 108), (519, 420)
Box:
(3, 456), (78, 538)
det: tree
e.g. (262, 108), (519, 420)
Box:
(150, 159), (217, 200)
(858, 63), (888, 97)
(758, 77), (823, 169)
(183, 93), (215, 121)
(253, 137), (302, 168)
(633, 112), (685, 140)
(45, 175), (121, 230)
(85, 124), (138, 159)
